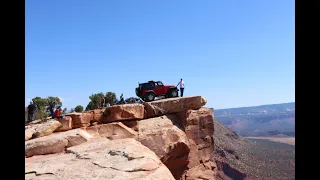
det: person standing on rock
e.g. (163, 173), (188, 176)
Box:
(49, 101), (56, 119)
(177, 78), (185, 97)
(27, 101), (36, 123)
(100, 96), (105, 108)
(119, 93), (126, 104)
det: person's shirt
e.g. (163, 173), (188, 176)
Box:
(27, 104), (36, 114)
(177, 80), (185, 88)
(49, 104), (55, 111)
(54, 109), (61, 118)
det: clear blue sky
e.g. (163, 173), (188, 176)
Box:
(25, 0), (295, 110)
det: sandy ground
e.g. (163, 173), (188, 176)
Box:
(245, 137), (295, 145)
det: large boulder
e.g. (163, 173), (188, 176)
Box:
(177, 108), (216, 178)
(138, 114), (190, 179)
(32, 120), (62, 139)
(88, 108), (106, 122)
(101, 104), (145, 123)
(25, 126), (37, 141)
(25, 128), (96, 157)
(25, 135), (68, 157)
(180, 108), (214, 164)
(54, 116), (73, 132)
(25, 123), (42, 141)
(25, 138), (175, 180)
(65, 112), (93, 128)
(144, 96), (207, 118)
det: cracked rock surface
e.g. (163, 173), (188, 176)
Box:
(25, 138), (175, 180)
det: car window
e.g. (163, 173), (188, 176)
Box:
(144, 83), (154, 88)
(157, 81), (163, 86)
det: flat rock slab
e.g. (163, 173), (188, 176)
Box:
(102, 104), (145, 123)
(25, 128), (97, 157)
(144, 96), (207, 118)
(25, 138), (175, 180)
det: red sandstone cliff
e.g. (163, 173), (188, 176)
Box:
(25, 96), (216, 180)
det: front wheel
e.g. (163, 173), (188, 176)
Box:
(168, 89), (178, 98)
(145, 93), (155, 102)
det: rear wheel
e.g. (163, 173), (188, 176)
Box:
(168, 89), (178, 98)
(145, 92), (155, 102)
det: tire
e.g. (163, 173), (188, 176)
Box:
(168, 89), (178, 98)
(145, 92), (155, 102)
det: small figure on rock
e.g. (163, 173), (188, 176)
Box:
(54, 106), (64, 119)
(100, 96), (105, 108)
(131, 97), (136, 104)
(119, 93), (126, 104)
(27, 101), (36, 123)
(49, 101), (56, 119)
(177, 78), (185, 97)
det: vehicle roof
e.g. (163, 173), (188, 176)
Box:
(139, 80), (160, 85)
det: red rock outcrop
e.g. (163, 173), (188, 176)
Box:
(102, 104), (145, 123)
(144, 96), (207, 118)
(65, 112), (93, 128)
(137, 115), (191, 179)
(55, 116), (73, 132)
(89, 108), (106, 122)
(178, 108), (215, 179)
(25, 96), (217, 180)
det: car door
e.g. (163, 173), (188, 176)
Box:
(154, 82), (165, 95)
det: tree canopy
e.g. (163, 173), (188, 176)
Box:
(75, 105), (84, 112)
(28, 96), (62, 120)
(85, 92), (104, 110)
(85, 92), (117, 111)
(105, 92), (117, 105)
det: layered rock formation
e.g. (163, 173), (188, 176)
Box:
(25, 96), (216, 180)
(26, 138), (175, 180)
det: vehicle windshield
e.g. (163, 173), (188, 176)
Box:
(157, 81), (163, 86)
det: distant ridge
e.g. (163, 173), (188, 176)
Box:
(212, 102), (295, 137)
